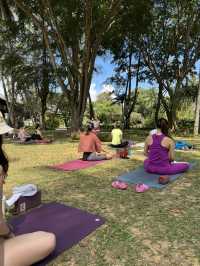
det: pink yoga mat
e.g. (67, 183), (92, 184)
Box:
(49, 159), (104, 171)
(36, 139), (53, 144)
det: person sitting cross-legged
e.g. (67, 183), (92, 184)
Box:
(111, 122), (128, 148)
(17, 126), (31, 142)
(144, 118), (190, 175)
(78, 125), (112, 161)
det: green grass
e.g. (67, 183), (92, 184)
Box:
(3, 135), (200, 266)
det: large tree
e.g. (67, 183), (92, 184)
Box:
(0, 1), (54, 127)
(140, 0), (200, 128)
(13, 0), (122, 131)
(104, 0), (152, 128)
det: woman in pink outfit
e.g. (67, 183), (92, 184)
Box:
(144, 118), (189, 175)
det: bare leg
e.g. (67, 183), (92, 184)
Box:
(4, 231), (56, 266)
(105, 153), (112, 160)
(0, 237), (3, 266)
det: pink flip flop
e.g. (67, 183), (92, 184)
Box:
(135, 183), (150, 192)
(112, 181), (128, 190)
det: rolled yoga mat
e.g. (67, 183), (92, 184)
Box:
(10, 202), (105, 266)
(117, 165), (190, 189)
(49, 159), (105, 171)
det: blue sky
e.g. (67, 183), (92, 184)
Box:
(90, 54), (154, 101)
(91, 56), (200, 101)
(0, 54), (154, 100)
(92, 55), (115, 91)
(1, 53), (199, 99)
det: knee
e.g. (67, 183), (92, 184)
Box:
(44, 232), (56, 253)
(106, 154), (112, 160)
(36, 231), (56, 254)
(184, 162), (190, 171)
(177, 162), (190, 172)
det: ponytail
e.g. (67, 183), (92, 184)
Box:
(156, 118), (170, 138)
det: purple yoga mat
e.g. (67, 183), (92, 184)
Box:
(10, 202), (105, 266)
(49, 159), (104, 171)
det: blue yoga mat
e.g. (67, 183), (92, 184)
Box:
(117, 166), (188, 189)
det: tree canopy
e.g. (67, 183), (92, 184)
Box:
(0, 0), (200, 134)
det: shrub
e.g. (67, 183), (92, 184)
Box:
(176, 119), (194, 134)
(71, 132), (80, 140)
(45, 116), (60, 129)
(98, 132), (111, 142)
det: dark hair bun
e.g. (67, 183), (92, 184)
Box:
(88, 123), (94, 130)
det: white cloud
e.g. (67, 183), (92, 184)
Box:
(90, 83), (97, 102)
(100, 84), (116, 99)
(90, 83), (115, 102)
(101, 84), (114, 93)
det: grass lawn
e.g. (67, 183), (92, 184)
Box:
(3, 135), (200, 266)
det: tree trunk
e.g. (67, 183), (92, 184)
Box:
(155, 84), (162, 124)
(166, 106), (177, 130)
(63, 117), (68, 128)
(123, 52), (132, 129)
(123, 116), (130, 129)
(123, 51), (141, 129)
(194, 73), (200, 135)
(161, 94), (177, 130)
(88, 93), (95, 119)
(121, 82), (128, 127)
(70, 104), (81, 132)
(41, 98), (47, 129)
(8, 77), (17, 127)
(1, 76), (12, 125)
(39, 34), (49, 129)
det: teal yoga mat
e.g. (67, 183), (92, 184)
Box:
(117, 166), (190, 189)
